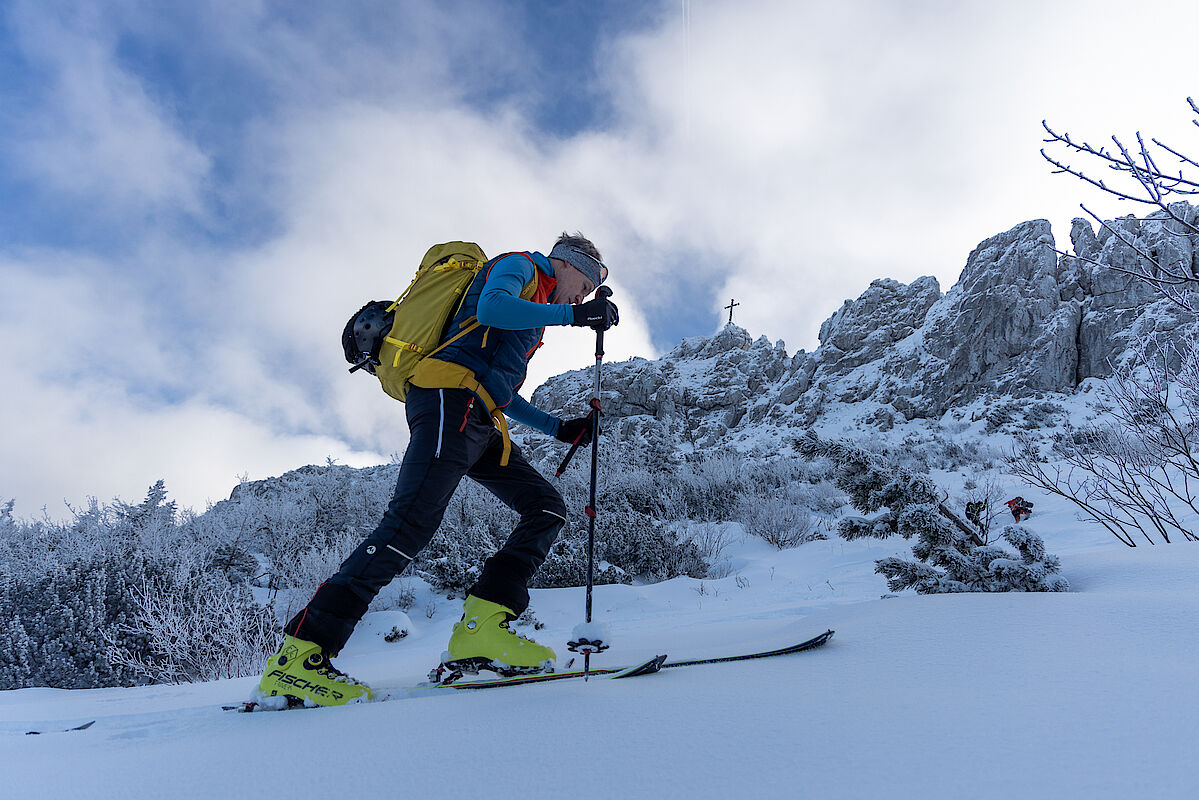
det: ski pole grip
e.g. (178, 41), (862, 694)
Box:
(592, 286), (613, 339)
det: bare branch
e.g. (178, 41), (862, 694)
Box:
(1042, 120), (1199, 193)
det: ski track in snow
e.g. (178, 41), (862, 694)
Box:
(3, 489), (1199, 799)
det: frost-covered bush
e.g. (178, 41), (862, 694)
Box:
(208, 465), (391, 591)
(984, 402), (1019, 434)
(785, 480), (847, 515)
(796, 433), (1068, 594)
(532, 532), (631, 589)
(0, 552), (148, 689)
(1022, 401), (1065, 429)
(414, 523), (499, 596)
(675, 522), (736, 573)
(599, 508), (708, 581)
(0, 483), (280, 689)
(738, 488), (827, 548)
(104, 559), (277, 684)
(674, 452), (750, 520)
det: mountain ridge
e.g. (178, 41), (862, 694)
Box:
(529, 205), (1197, 456)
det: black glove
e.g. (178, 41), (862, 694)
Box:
(556, 414), (599, 446)
(571, 296), (619, 330)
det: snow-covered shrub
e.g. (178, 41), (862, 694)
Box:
(796, 433), (1068, 594)
(984, 402), (1019, 433)
(270, 527), (364, 620)
(678, 522), (735, 569)
(738, 488), (827, 548)
(207, 541), (260, 584)
(787, 480), (848, 515)
(414, 522), (499, 596)
(988, 526), (1070, 591)
(1022, 401), (1065, 429)
(0, 483), (280, 689)
(104, 559), (278, 684)
(673, 452), (751, 520)
(599, 508), (708, 582)
(532, 532), (631, 589)
(206, 465), (393, 591)
(0, 552), (148, 689)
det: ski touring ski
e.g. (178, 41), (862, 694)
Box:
(25, 720), (95, 735)
(434, 628), (835, 688)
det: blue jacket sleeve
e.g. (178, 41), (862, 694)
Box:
(476, 254), (574, 329)
(505, 393), (561, 437)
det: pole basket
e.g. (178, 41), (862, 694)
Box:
(567, 637), (610, 654)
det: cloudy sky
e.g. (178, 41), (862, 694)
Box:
(2, 0), (1196, 517)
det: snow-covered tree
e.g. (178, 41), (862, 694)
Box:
(795, 433), (1068, 594)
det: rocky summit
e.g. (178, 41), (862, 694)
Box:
(530, 203), (1198, 453)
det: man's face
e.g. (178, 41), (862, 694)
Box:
(551, 259), (599, 305)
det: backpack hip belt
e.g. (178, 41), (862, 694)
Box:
(409, 359), (513, 467)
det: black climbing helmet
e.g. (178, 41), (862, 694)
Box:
(342, 300), (395, 375)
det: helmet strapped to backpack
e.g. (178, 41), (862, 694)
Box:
(343, 242), (489, 401)
(342, 301), (396, 375)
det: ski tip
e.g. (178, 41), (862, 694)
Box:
(805, 629), (835, 648)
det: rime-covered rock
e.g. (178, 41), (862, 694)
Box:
(531, 203), (1198, 447)
(816, 276), (941, 375)
(530, 322), (793, 450)
(1065, 206), (1199, 376)
(910, 219), (1082, 410)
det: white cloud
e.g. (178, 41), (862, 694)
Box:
(6, 1), (210, 216)
(4, 0), (1199, 516)
(0, 366), (384, 517)
(585, 0), (1199, 347)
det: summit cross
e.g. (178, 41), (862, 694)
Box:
(724, 298), (740, 324)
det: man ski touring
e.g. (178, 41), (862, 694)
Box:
(255, 232), (618, 707)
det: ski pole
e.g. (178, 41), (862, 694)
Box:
(567, 286), (612, 681)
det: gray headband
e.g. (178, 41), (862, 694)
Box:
(548, 243), (606, 287)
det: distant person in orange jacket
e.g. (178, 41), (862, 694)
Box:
(1005, 496), (1034, 522)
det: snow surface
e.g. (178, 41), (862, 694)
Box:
(3, 486), (1199, 799)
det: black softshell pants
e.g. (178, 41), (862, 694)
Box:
(284, 387), (568, 654)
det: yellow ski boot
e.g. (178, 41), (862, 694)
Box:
(444, 596), (556, 677)
(253, 635), (373, 709)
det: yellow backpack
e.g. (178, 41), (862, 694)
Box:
(343, 241), (488, 402)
